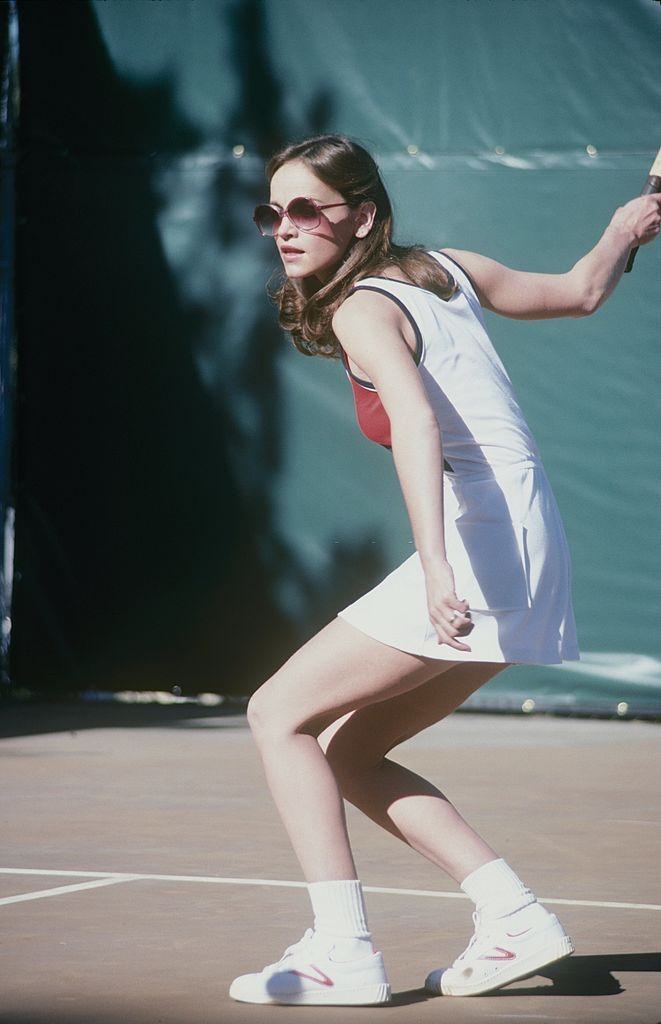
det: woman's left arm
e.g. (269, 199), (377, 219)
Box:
(443, 193), (661, 320)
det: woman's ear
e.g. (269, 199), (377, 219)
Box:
(353, 201), (377, 239)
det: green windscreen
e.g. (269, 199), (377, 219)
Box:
(12, 0), (661, 715)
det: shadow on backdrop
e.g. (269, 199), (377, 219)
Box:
(10, 0), (386, 700)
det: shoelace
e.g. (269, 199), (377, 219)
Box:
(455, 911), (481, 963)
(455, 908), (528, 966)
(453, 900), (542, 969)
(262, 927), (316, 973)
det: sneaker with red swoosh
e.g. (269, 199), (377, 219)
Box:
(424, 901), (574, 997)
(229, 927), (391, 1005)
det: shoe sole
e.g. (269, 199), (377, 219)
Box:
(229, 981), (392, 1006)
(437, 934), (575, 997)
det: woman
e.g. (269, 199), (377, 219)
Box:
(229, 134), (661, 1006)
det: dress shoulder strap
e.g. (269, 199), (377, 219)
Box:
(427, 250), (481, 305)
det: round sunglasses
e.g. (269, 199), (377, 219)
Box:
(253, 196), (350, 236)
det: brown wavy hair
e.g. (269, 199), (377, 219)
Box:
(264, 134), (457, 358)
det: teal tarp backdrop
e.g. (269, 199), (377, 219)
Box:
(12, 0), (661, 713)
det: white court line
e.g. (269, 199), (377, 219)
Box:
(1, 868), (659, 912)
(0, 875), (140, 906)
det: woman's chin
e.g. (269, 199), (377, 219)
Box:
(282, 265), (308, 280)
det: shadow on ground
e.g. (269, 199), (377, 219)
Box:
(0, 954), (659, 1023)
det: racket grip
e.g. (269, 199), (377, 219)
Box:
(624, 247), (638, 273)
(624, 167), (661, 273)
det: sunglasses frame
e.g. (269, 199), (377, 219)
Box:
(253, 196), (350, 236)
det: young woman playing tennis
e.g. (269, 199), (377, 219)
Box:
(229, 134), (661, 1006)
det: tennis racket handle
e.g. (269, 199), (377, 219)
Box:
(624, 147), (661, 273)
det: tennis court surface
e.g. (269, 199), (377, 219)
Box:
(1, 700), (660, 1023)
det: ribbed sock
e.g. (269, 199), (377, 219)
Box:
(307, 879), (374, 959)
(460, 858), (536, 921)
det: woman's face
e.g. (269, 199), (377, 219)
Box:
(268, 159), (374, 284)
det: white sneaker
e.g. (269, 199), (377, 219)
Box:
(229, 927), (392, 1006)
(425, 902), (574, 997)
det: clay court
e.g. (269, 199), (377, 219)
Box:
(1, 699), (659, 1024)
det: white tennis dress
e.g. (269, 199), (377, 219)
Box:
(336, 250), (580, 665)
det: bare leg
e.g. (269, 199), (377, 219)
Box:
(246, 617), (463, 882)
(318, 661), (511, 883)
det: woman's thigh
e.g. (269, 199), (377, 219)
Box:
(246, 616), (461, 739)
(317, 660), (511, 776)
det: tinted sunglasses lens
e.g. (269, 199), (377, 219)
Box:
(288, 198), (319, 230)
(254, 205), (280, 235)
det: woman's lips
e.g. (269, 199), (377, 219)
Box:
(281, 248), (304, 260)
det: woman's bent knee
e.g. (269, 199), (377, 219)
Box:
(246, 684), (313, 743)
(246, 688), (280, 739)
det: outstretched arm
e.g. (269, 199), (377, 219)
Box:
(442, 193), (661, 320)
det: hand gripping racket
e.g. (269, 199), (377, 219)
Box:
(624, 146), (661, 272)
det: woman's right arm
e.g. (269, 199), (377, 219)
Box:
(442, 193), (661, 321)
(332, 291), (473, 651)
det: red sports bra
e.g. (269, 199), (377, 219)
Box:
(339, 282), (454, 473)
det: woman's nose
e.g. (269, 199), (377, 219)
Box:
(276, 213), (297, 239)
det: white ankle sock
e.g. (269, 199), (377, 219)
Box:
(460, 858), (536, 921)
(307, 879), (373, 958)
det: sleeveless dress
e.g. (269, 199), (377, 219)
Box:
(335, 250), (581, 665)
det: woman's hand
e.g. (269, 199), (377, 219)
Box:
(608, 194), (661, 248)
(424, 559), (474, 652)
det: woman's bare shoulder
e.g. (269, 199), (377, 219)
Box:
(332, 283), (405, 333)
